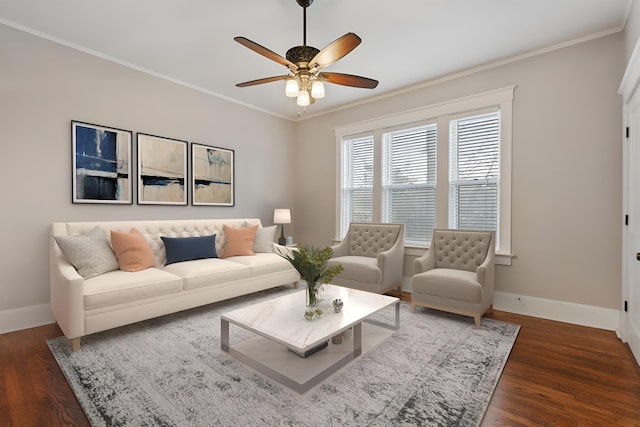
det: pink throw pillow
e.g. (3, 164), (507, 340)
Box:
(222, 224), (258, 258)
(110, 228), (156, 272)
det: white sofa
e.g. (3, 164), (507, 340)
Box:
(50, 218), (299, 351)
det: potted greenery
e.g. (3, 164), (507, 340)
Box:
(276, 245), (343, 307)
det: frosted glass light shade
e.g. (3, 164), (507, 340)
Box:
(285, 79), (299, 97)
(297, 90), (310, 106)
(311, 81), (325, 98)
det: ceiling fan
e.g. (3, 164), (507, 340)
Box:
(234, 0), (378, 107)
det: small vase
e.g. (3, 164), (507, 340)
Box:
(300, 279), (319, 307)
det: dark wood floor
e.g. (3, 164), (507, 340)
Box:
(1, 293), (639, 426)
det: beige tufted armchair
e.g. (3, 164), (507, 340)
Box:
(411, 229), (495, 328)
(327, 222), (405, 294)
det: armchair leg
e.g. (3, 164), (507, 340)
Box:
(411, 302), (417, 313)
(474, 315), (481, 329)
(70, 337), (81, 352)
(293, 281), (299, 289)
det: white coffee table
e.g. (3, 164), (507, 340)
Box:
(221, 284), (400, 393)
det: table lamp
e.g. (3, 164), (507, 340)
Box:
(273, 208), (291, 245)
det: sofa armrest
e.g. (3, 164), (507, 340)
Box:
(414, 247), (435, 274)
(272, 242), (289, 253)
(475, 233), (495, 285)
(50, 231), (86, 341)
(476, 232), (496, 310)
(376, 224), (405, 289)
(330, 237), (350, 258)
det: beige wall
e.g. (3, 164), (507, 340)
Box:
(0, 21), (628, 322)
(0, 24), (295, 312)
(293, 33), (624, 310)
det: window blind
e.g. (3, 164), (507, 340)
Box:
(449, 112), (499, 233)
(341, 135), (374, 235)
(382, 124), (437, 245)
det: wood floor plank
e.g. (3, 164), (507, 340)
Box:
(0, 324), (90, 427)
(0, 295), (638, 426)
(485, 310), (640, 426)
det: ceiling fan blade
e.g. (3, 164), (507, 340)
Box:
(319, 72), (378, 89)
(236, 75), (288, 87)
(309, 33), (361, 70)
(234, 36), (297, 70)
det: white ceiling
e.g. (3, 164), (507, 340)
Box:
(0, 0), (631, 120)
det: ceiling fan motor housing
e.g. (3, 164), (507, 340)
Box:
(286, 45), (320, 66)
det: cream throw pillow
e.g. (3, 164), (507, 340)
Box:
(54, 226), (119, 278)
(252, 225), (276, 253)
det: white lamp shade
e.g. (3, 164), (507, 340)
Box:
(311, 80), (325, 98)
(285, 79), (299, 97)
(273, 208), (291, 224)
(297, 90), (310, 106)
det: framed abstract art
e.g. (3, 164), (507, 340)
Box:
(71, 121), (132, 204)
(137, 133), (188, 205)
(191, 143), (235, 206)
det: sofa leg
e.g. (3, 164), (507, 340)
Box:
(474, 316), (481, 329)
(70, 337), (81, 352)
(411, 302), (416, 313)
(293, 281), (299, 289)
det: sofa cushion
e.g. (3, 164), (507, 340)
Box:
(328, 256), (381, 284)
(55, 226), (119, 278)
(412, 269), (481, 303)
(110, 228), (156, 272)
(83, 268), (183, 309)
(163, 258), (250, 290)
(252, 225), (276, 253)
(227, 253), (294, 276)
(161, 234), (217, 265)
(221, 224), (258, 258)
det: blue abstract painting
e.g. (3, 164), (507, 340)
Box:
(72, 121), (132, 204)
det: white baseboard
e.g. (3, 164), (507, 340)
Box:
(0, 303), (55, 335)
(493, 291), (620, 332)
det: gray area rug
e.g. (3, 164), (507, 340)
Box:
(47, 286), (519, 426)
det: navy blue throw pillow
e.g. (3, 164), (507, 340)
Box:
(161, 234), (217, 265)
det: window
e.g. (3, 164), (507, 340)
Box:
(382, 124), (437, 245)
(449, 112), (500, 233)
(340, 134), (374, 230)
(335, 86), (513, 262)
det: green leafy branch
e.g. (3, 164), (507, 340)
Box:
(276, 245), (343, 284)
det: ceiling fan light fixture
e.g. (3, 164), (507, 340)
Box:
(311, 80), (325, 98)
(297, 89), (310, 106)
(234, 0), (378, 113)
(285, 78), (300, 97)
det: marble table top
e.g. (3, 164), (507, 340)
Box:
(221, 285), (398, 353)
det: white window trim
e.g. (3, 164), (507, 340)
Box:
(335, 86), (515, 266)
